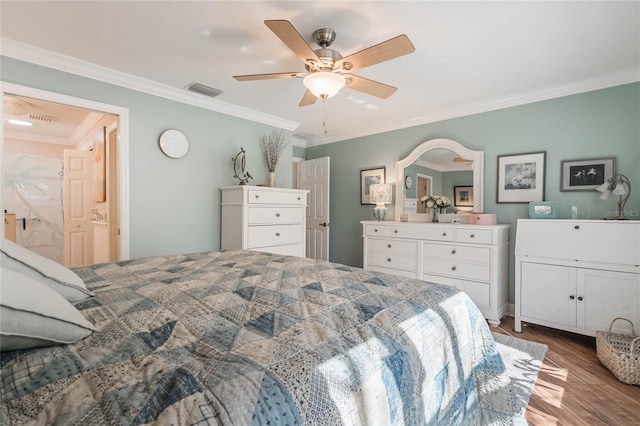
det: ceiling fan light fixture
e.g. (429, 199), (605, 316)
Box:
(303, 72), (346, 99)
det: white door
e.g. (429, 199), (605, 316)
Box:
(299, 157), (330, 260)
(63, 150), (93, 267)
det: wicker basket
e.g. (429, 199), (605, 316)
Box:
(596, 318), (640, 386)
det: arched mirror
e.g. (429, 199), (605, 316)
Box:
(395, 138), (484, 220)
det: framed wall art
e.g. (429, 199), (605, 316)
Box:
(560, 157), (614, 191)
(496, 151), (546, 203)
(454, 186), (474, 207)
(360, 167), (385, 204)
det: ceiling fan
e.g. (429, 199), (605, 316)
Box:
(233, 20), (415, 107)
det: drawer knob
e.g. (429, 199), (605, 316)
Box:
(387, 257), (392, 262)
(451, 266), (457, 271)
(574, 225), (580, 230)
(569, 295), (575, 300)
(394, 230), (398, 234)
(275, 232), (280, 237)
(387, 244), (392, 248)
(442, 232), (447, 236)
(374, 228), (378, 232)
(276, 213), (281, 217)
(578, 296), (584, 301)
(255, 195), (259, 199)
(297, 197), (301, 200)
(451, 249), (457, 255)
(470, 234), (475, 238)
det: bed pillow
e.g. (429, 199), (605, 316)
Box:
(1, 239), (93, 302)
(0, 267), (95, 352)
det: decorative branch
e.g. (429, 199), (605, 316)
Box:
(260, 130), (289, 172)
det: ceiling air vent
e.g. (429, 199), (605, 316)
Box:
(29, 113), (56, 122)
(186, 82), (223, 98)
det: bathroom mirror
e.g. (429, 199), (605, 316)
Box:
(395, 138), (484, 220)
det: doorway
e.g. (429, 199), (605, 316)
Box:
(1, 82), (130, 265)
(416, 174), (433, 214)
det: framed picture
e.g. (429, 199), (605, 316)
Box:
(454, 186), (474, 207)
(497, 151), (546, 203)
(360, 167), (385, 204)
(561, 157), (614, 191)
(529, 201), (558, 219)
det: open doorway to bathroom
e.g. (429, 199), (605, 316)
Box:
(2, 85), (128, 267)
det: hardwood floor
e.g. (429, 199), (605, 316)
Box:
(490, 317), (640, 425)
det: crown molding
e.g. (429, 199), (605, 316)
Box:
(291, 136), (311, 148)
(0, 38), (300, 132)
(310, 66), (640, 147)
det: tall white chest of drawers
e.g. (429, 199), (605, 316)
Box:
(221, 186), (308, 257)
(515, 219), (640, 336)
(361, 221), (510, 325)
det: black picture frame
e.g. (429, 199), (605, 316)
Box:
(560, 157), (615, 191)
(454, 186), (474, 207)
(360, 167), (386, 205)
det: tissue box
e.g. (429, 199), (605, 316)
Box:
(470, 213), (496, 225)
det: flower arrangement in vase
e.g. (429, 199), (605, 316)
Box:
(260, 130), (289, 187)
(421, 194), (451, 222)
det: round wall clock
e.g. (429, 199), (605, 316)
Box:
(158, 129), (190, 159)
(405, 175), (413, 189)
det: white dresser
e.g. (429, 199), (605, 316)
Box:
(221, 186), (308, 257)
(515, 219), (640, 336)
(361, 221), (510, 325)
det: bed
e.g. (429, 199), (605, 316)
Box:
(1, 248), (522, 425)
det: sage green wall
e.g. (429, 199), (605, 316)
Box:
(403, 164), (441, 199)
(1, 57), (293, 259)
(307, 83), (640, 303)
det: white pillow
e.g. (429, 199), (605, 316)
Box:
(0, 267), (95, 352)
(1, 239), (93, 302)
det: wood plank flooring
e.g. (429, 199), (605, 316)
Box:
(490, 317), (640, 425)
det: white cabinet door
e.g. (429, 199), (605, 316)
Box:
(521, 262), (577, 328)
(579, 269), (639, 334)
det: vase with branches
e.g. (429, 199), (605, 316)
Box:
(260, 130), (289, 187)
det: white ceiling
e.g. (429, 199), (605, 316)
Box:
(1, 1), (638, 146)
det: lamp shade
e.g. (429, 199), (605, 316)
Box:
(370, 183), (393, 204)
(303, 72), (346, 99)
(595, 181), (611, 193)
(613, 182), (627, 196)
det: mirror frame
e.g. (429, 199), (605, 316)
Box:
(395, 138), (484, 220)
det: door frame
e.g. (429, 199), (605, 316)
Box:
(1, 82), (130, 261)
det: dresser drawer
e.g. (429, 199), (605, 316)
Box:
(364, 224), (390, 237)
(247, 224), (302, 248)
(368, 251), (417, 272)
(367, 238), (417, 255)
(424, 243), (490, 263)
(369, 265), (417, 279)
(247, 189), (306, 205)
(455, 228), (492, 245)
(425, 258), (490, 282)
(248, 207), (303, 225)
(403, 225), (454, 242)
(454, 280), (490, 306)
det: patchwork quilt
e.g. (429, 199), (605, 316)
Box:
(1, 249), (522, 425)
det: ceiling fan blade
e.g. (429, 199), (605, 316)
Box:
(299, 90), (317, 107)
(453, 157), (472, 163)
(265, 20), (321, 67)
(344, 74), (397, 99)
(233, 72), (304, 81)
(335, 35), (415, 72)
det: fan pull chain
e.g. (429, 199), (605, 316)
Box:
(322, 97), (329, 136)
